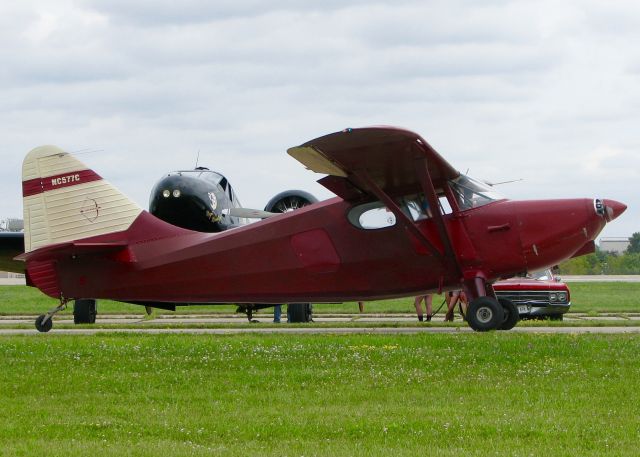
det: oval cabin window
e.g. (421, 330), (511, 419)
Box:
(348, 202), (397, 229)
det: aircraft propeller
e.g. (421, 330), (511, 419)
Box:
(222, 208), (278, 219)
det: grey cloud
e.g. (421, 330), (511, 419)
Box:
(1, 0), (638, 238)
(81, 0), (375, 25)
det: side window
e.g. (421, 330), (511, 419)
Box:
(439, 196), (452, 215)
(397, 194), (432, 220)
(348, 202), (396, 229)
(348, 193), (451, 230)
(404, 199), (424, 220)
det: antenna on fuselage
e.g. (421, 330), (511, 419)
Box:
(195, 149), (201, 169)
(484, 178), (524, 187)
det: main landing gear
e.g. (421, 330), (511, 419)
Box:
(466, 296), (519, 331)
(73, 299), (97, 324)
(35, 300), (68, 333)
(464, 276), (520, 332)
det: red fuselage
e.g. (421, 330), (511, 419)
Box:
(33, 195), (619, 305)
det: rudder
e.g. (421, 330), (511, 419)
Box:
(22, 146), (142, 253)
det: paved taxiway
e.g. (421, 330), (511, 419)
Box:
(1, 326), (640, 335)
(1, 313), (640, 335)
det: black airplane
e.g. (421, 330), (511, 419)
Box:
(0, 232), (24, 274)
(2, 166), (317, 323)
(150, 167), (317, 233)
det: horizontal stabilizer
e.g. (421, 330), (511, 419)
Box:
(16, 240), (129, 263)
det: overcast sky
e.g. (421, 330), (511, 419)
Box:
(1, 0), (638, 240)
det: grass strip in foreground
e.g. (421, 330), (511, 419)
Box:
(1, 333), (639, 456)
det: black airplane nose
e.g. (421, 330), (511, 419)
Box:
(603, 199), (627, 222)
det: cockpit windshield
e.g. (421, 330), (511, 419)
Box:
(170, 170), (225, 186)
(449, 175), (504, 210)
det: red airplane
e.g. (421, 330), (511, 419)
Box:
(18, 126), (626, 332)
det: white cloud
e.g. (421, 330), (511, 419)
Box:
(0, 0), (637, 240)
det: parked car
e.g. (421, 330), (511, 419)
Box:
(494, 269), (571, 320)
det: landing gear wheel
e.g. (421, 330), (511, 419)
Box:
(497, 298), (519, 331)
(549, 315), (563, 321)
(35, 300), (68, 333)
(287, 303), (313, 323)
(466, 297), (504, 332)
(35, 314), (53, 333)
(73, 299), (97, 324)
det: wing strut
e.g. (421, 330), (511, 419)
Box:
(414, 138), (462, 278)
(351, 169), (444, 260)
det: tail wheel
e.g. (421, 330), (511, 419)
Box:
(497, 298), (519, 331)
(466, 297), (504, 332)
(35, 314), (53, 333)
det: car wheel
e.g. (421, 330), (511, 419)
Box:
(549, 314), (563, 321)
(466, 297), (504, 332)
(497, 298), (519, 330)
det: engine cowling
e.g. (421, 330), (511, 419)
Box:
(264, 190), (318, 213)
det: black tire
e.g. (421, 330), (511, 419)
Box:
(549, 314), (563, 321)
(497, 298), (519, 331)
(73, 299), (97, 324)
(466, 297), (504, 332)
(35, 314), (53, 333)
(287, 303), (313, 323)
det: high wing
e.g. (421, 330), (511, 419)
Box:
(287, 126), (459, 201)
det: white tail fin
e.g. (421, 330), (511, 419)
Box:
(22, 146), (143, 253)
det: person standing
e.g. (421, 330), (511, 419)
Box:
(414, 295), (433, 322)
(444, 290), (466, 322)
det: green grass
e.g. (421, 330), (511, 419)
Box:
(1, 333), (639, 456)
(1, 282), (639, 316)
(566, 282), (640, 313)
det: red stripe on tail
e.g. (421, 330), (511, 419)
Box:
(22, 169), (102, 197)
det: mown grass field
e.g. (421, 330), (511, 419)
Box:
(1, 332), (639, 456)
(1, 282), (639, 316)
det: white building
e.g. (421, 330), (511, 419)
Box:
(599, 237), (630, 255)
(0, 271), (25, 279)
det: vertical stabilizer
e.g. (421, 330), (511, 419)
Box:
(22, 146), (143, 252)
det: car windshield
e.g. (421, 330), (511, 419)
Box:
(449, 175), (504, 210)
(529, 269), (552, 281)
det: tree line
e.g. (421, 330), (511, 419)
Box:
(558, 232), (640, 275)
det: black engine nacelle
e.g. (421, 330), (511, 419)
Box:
(264, 190), (318, 213)
(263, 190), (317, 323)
